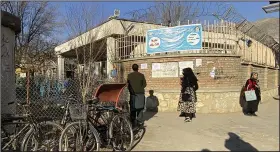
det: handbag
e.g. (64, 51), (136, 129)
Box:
(181, 78), (193, 102)
(244, 81), (257, 102)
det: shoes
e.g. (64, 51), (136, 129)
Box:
(244, 112), (257, 116)
(137, 120), (144, 126)
(244, 113), (251, 116)
(184, 117), (191, 122)
(179, 112), (185, 117)
(251, 113), (258, 116)
(132, 120), (144, 128)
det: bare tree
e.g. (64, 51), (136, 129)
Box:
(63, 3), (111, 103)
(1, 2), (59, 74)
(125, 2), (229, 26)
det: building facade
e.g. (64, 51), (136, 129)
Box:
(55, 18), (279, 113)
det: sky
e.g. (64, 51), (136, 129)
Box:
(52, 1), (279, 42)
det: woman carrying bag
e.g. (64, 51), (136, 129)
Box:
(244, 72), (261, 116)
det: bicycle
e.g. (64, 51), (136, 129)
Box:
(59, 94), (78, 128)
(87, 99), (134, 151)
(59, 83), (134, 151)
(59, 101), (101, 151)
(1, 108), (29, 151)
(17, 102), (63, 151)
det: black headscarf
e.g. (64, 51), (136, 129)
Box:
(182, 68), (198, 86)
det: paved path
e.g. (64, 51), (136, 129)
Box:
(132, 98), (279, 151)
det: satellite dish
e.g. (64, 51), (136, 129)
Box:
(114, 9), (120, 17)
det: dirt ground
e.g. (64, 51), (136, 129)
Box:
(132, 98), (279, 151)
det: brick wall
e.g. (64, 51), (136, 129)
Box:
(120, 55), (243, 91)
(267, 68), (278, 89)
(119, 55), (279, 92)
(240, 65), (250, 85)
(251, 65), (266, 89)
(117, 55), (279, 113)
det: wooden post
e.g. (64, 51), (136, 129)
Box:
(26, 70), (30, 104)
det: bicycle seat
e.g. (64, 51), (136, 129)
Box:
(1, 114), (25, 122)
(16, 102), (28, 106)
(96, 106), (116, 111)
(8, 102), (15, 105)
(86, 98), (99, 105)
(35, 116), (53, 122)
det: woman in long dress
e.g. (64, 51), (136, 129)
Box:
(177, 68), (199, 122)
(244, 72), (261, 116)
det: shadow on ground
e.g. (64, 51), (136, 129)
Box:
(201, 149), (211, 151)
(142, 111), (158, 121)
(225, 132), (258, 151)
(142, 90), (159, 121)
(131, 126), (146, 150)
(201, 132), (258, 152)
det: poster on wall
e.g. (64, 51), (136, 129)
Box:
(210, 67), (216, 78)
(178, 61), (194, 75)
(146, 24), (203, 54)
(196, 59), (202, 67)
(141, 63), (148, 69)
(152, 63), (161, 70)
(152, 62), (178, 77)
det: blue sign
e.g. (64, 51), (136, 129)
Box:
(146, 24), (203, 54)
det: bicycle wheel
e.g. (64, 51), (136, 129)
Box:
(21, 121), (63, 151)
(59, 121), (100, 151)
(109, 114), (134, 151)
(1, 123), (30, 151)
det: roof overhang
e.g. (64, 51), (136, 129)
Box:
(55, 18), (164, 55)
(55, 19), (126, 54)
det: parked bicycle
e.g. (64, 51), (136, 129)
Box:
(59, 101), (101, 151)
(1, 101), (63, 151)
(88, 99), (134, 151)
(59, 83), (134, 151)
(1, 103), (28, 151)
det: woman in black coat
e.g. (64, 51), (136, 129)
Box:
(177, 68), (199, 122)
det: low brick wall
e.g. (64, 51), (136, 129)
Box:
(117, 54), (279, 114)
(146, 88), (278, 113)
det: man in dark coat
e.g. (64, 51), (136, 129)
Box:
(127, 64), (147, 126)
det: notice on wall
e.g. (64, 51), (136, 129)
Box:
(152, 63), (161, 70)
(195, 59), (202, 67)
(210, 67), (216, 78)
(178, 61), (194, 75)
(152, 62), (178, 77)
(141, 63), (148, 69)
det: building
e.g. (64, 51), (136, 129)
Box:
(55, 18), (279, 113)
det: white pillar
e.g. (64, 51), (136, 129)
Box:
(1, 26), (16, 114)
(57, 55), (65, 80)
(106, 37), (116, 78)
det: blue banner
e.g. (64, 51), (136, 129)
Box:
(146, 24), (202, 54)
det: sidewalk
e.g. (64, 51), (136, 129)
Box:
(132, 99), (279, 151)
